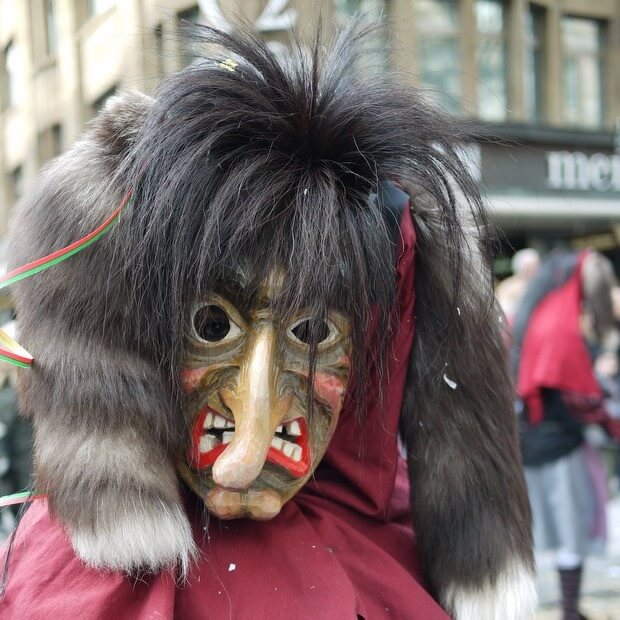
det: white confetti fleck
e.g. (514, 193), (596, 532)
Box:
(456, 307), (461, 316)
(443, 374), (458, 389)
(228, 563), (236, 572)
(303, 188), (309, 195)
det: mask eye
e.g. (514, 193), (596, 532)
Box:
(288, 318), (335, 346)
(193, 305), (241, 343)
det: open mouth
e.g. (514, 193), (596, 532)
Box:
(189, 407), (310, 478)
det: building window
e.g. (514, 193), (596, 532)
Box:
(415, 0), (461, 113)
(91, 86), (117, 116)
(334, 0), (386, 15)
(9, 166), (24, 202)
(154, 24), (164, 76)
(88, 0), (114, 16)
(562, 16), (604, 128)
(1, 41), (19, 110)
(45, 0), (57, 56)
(476, 0), (507, 121)
(179, 6), (201, 67)
(334, 0), (389, 67)
(38, 124), (63, 164)
(52, 124), (62, 155)
(524, 5), (544, 122)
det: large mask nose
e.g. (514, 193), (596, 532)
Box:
(212, 323), (292, 489)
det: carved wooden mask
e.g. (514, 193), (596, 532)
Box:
(179, 270), (351, 519)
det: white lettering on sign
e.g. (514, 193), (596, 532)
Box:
(198, 0), (298, 32)
(546, 151), (620, 192)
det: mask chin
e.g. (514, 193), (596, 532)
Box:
(204, 486), (284, 520)
(177, 456), (301, 521)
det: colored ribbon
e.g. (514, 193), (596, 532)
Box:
(0, 190), (133, 368)
(0, 491), (46, 508)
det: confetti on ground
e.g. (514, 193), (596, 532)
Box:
(228, 563), (236, 572)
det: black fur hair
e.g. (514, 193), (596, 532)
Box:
(115, 22), (484, 418)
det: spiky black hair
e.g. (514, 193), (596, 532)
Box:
(115, 22), (483, 410)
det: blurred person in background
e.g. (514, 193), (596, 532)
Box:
(593, 349), (620, 494)
(497, 248), (540, 323)
(596, 285), (620, 489)
(513, 249), (620, 620)
(0, 316), (32, 541)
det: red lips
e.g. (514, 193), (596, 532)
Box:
(189, 407), (311, 478)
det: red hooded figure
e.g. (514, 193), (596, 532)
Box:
(515, 249), (620, 620)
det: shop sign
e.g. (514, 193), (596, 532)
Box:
(546, 151), (620, 192)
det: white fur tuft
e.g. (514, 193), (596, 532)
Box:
(443, 561), (537, 620)
(70, 501), (196, 579)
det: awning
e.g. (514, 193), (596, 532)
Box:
(487, 194), (620, 220)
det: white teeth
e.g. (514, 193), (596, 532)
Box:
(199, 435), (217, 453)
(203, 412), (234, 430)
(276, 425), (283, 433)
(286, 420), (301, 437)
(270, 437), (303, 462)
(271, 437), (284, 451)
(222, 431), (234, 444)
(213, 415), (228, 429)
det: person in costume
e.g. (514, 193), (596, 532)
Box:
(0, 24), (535, 619)
(514, 249), (620, 620)
(496, 248), (540, 323)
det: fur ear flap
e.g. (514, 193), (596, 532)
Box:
(8, 91), (196, 576)
(399, 185), (536, 619)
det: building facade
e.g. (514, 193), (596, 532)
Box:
(1, 0), (619, 271)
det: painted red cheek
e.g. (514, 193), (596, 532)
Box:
(313, 373), (347, 413)
(180, 367), (210, 394)
(336, 354), (351, 369)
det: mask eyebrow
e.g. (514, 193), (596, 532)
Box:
(208, 262), (269, 319)
(209, 261), (349, 323)
(209, 280), (252, 317)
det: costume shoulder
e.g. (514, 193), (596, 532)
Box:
(0, 501), (175, 619)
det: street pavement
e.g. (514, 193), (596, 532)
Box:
(535, 494), (620, 620)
